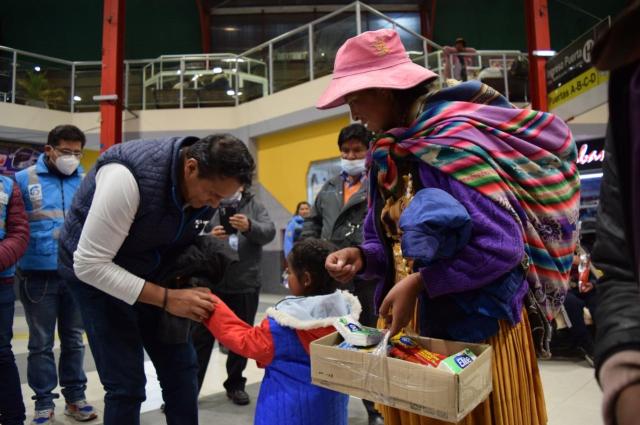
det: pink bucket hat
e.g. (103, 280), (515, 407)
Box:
(316, 29), (438, 109)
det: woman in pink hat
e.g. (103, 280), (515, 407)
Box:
(321, 29), (580, 425)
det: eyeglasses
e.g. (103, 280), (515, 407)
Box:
(54, 148), (83, 159)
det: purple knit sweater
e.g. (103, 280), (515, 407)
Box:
(360, 162), (526, 312)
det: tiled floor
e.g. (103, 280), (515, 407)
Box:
(12, 293), (602, 425)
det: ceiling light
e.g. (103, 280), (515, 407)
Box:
(226, 89), (235, 96)
(532, 50), (556, 57)
(212, 67), (223, 74)
(73, 95), (82, 102)
(34, 66), (41, 72)
(223, 27), (239, 32)
(176, 70), (182, 75)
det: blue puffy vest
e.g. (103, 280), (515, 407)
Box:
(0, 175), (16, 278)
(255, 317), (348, 425)
(15, 154), (83, 271)
(58, 137), (214, 284)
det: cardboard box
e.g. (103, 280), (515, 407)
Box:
(310, 332), (493, 423)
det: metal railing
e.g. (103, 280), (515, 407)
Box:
(0, 1), (530, 113)
(432, 50), (530, 102)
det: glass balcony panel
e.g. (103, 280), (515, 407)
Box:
(272, 29), (310, 93)
(312, 12), (357, 79)
(15, 55), (71, 111)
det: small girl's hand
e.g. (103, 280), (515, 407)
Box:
(379, 272), (423, 337)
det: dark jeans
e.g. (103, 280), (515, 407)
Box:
(18, 271), (87, 410)
(192, 290), (259, 392)
(352, 279), (381, 419)
(0, 283), (26, 425)
(67, 279), (199, 425)
(564, 287), (598, 351)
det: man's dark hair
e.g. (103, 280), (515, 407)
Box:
(47, 125), (86, 148)
(295, 201), (310, 216)
(455, 37), (466, 47)
(337, 124), (372, 150)
(287, 238), (338, 296)
(186, 134), (255, 186)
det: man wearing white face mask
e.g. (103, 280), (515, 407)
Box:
(301, 123), (384, 425)
(14, 125), (96, 424)
(302, 123), (370, 251)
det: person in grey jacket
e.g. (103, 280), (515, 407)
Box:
(301, 123), (384, 425)
(191, 187), (275, 406)
(301, 124), (369, 249)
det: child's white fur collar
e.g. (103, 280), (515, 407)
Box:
(265, 290), (362, 330)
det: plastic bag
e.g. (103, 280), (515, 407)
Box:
(363, 330), (392, 405)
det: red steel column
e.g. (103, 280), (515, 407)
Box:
(524, 0), (550, 111)
(196, 0), (212, 53)
(419, 0), (437, 41)
(99, 0), (125, 152)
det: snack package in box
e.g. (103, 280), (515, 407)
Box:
(336, 341), (384, 354)
(389, 332), (446, 367)
(438, 348), (477, 374)
(333, 316), (384, 347)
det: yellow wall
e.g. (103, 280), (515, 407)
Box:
(80, 150), (100, 171)
(257, 115), (350, 213)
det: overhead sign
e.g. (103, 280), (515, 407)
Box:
(546, 18), (610, 91)
(547, 66), (610, 120)
(546, 18), (610, 120)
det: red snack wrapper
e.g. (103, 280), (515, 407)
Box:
(389, 332), (446, 367)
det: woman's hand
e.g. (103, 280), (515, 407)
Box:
(211, 225), (228, 240)
(325, 247), (364, 283)
(379, 272), (423, 337)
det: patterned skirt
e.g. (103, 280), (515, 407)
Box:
(376, 311), (548, 425)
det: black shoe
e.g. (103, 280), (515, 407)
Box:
(220, 344), (229, 355)
(368, 412), (384, 425)
(227, 389), (250, 406)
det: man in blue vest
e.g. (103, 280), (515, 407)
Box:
(57, 134), (255, 425)
(15, 125), (96, 425)
(0, 172), (30, 425)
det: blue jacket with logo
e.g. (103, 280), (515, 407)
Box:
(15, 154), (83, 271)
(58, 137), (214, 284)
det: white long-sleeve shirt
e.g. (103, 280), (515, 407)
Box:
(73, 163), (146, 304)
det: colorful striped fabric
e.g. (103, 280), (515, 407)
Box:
(371, 81), (580, 320)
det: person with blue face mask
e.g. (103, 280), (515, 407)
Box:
(301, 123), (384, 425)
